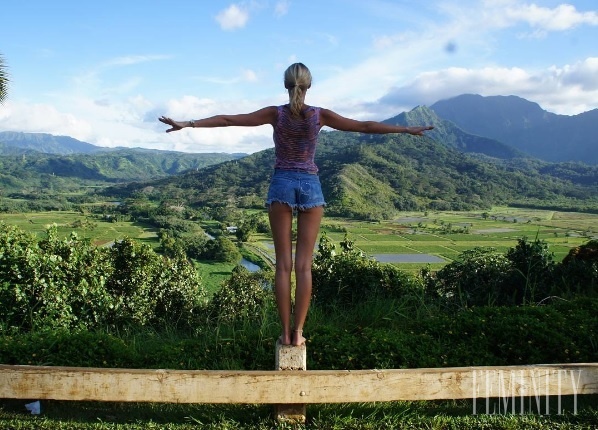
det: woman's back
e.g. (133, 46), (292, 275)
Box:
(273, 105), (322, 174)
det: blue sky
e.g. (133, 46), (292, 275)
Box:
(1, 0), (597, 153)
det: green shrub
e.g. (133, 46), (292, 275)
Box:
(428, 247), (515, 308)
(1, 298), (596, 371)
(208, 266), (273, 322)
(556, 240), (598, 296)
(106, 238), (206, 328)
(0, 224), (207, 332)
(505, 237), (556, 303)
(0, 330), (135, 367)
(0, 223), (114, 331)
(429, 238), (598, 309)
(312, 235), (422, 307)
(307, 297), (598, 370)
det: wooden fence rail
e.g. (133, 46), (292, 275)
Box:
(1, 363), (597, 405)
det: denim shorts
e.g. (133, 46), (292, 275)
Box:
(266, 169), (326, 211)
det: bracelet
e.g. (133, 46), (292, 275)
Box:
(189, 120), (195, 127)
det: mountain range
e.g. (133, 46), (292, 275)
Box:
(0, 136), (244, 191)
(0, 131), (103, 155)
(103, 104), (598, 219)
(1, 94), (596, 164)
(1, 94), (598, 218)
(429, 94), (598, 164)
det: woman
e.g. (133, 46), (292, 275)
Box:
(159, 62), (433, 346)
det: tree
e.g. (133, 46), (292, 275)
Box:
(0, 54), (8, 103)
(312, 235), (419, 307)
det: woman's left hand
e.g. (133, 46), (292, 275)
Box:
(408, 126), (434, 136)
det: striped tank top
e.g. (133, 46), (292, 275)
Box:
(273, 104), (322, 174)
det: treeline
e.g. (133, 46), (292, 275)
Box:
(0, 221), (275, 333)
(87, 194), (269, 264)
(2, 218), (596, 334)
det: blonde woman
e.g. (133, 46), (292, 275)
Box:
(159, 63), (433, 346)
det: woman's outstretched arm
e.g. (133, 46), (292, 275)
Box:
(159, 106), (278, 133)
(320, 108), (434, 135)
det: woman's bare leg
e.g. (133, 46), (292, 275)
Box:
(292, 205), (324, 345)
(268, 202), (294, 345)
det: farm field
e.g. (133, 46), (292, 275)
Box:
(309, 207), (598, 272)
(0, 211), (160, 249)
(2, 207), (597, 276)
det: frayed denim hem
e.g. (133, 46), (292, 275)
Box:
(265, 199), (326, 212)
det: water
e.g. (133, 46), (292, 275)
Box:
(240, 258), (261, 272)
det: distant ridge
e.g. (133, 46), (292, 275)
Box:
(430, 94), (598, 164)
(0, 132), (246, 191)
(384, 106), (525, 160)
(0, 131), (103, 155)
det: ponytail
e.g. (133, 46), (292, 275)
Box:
(288, 85), (304, 117)
(284, 63), (312, 117)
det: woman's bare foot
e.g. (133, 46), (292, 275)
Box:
(292, 329), (306, 346)
(278, 333), (291, 345)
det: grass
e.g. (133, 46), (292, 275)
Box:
(1, 397), (597, 429)
(194, 260), (238, 296)
(1, 296), (597, 428)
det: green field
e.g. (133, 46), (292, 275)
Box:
(0, 211), (160, 249)
(2, 207), (597, 277)
(312, 207), (598, 272)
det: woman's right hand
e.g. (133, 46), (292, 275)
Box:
(159, 116), (186, 133)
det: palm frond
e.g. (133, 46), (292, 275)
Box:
(0, 54), (10, 103)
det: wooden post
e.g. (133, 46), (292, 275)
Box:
(274, 339), (307, 423)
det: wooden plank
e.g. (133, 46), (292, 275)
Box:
(1, 364), (597, 404)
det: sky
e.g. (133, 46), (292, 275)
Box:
(0, 0), (597, 154)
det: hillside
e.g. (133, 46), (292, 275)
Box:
(104, 109), (598, 220)
(5, 102), (598, 219)
(384, 106), (524, 159)
(0, 148), (243, 193)
(0, 131), (103, 155)
(430, 94), (598, 164)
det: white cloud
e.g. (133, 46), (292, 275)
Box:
(504, 3), (598, 32)
(159, 125), (272, 154)
(215, 4), (250, 30)
(242, 69), (258, 82)
(375, 57), (598, 116)
(434, 1), (598, 40)
(0, 101), (92, 140)
(153, 95), (276, 153)
(274, 0), (290, 17)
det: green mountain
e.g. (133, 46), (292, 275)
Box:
(430, 94), (598, 164)
(0, 147), (243, 193)
(0, 131), (103, 154)
(104, 107), (598, 220)
(384, 106), (525, 159)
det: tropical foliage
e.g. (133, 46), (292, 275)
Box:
(0, 223), (207, 331)
(0, 53), (8, 104)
